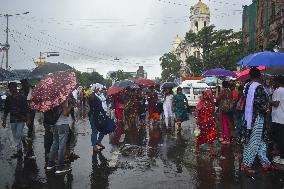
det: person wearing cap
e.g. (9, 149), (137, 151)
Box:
(88, 84), (107, 153)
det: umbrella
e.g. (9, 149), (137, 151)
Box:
(264, 66), (284, 75)
(236, 66), (265, 82)
(30, 71), (77, 112)
(107, 80), (134, 96)
(29, 62), (73, 79)
(107, 87), (124, 96)
(134, 79), (155, 87)
(238, 51), (284, 66)
(112, 80), (134, 88)
(161, 82), (177, 89)
(202, 68), (237, 77)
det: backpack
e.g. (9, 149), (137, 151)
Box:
(44, 105), (62, 125)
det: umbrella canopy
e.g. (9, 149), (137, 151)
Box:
(134, 79), (155, 87)
(264, 66), (284, 75)
(112, 80), (134, 88)
(202, 68), (237, 77)
(238, 51), (284, 67)
(161, 82), (177, 89)
(107, 87), (124, 96)
(30, 71), (77, 112)
(29, 62), (73, 79)
(236, 66), (265, 82)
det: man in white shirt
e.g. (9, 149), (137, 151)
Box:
(271, 76), (284, 164)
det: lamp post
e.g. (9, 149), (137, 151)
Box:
(0, 12), (29, 70)
(39, 51), (60, 65)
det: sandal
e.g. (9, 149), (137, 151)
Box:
(240, 163), (256, 174)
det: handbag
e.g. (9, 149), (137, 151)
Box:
(95, 113), (106, 132)
(100, 117), (117, 135)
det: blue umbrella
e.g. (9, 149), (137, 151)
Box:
(202, 68), (237, 77)
(238, 51), (284, 66)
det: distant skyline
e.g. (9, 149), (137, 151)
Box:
(0, 0), (251, 79)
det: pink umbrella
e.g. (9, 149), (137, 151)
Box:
(236, 66), (265, 82)
(30, 71), (77, 112)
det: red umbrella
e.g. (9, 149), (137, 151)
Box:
(134, 79), (155, 87)
(107, 87), (124, 96)
(236, 66), (265, 82)
(30, 71), (77, 112)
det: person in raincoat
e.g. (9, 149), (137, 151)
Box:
(173, 87), (189, 131)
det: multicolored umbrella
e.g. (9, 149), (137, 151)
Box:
(202, 68), (237, 77)
(236, 66), (265, 81)
(238, 51), (284, 67)
(30, 71), (77, 112)
(134, 79), (155, 87)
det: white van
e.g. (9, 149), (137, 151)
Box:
(175, 82), (215, 107)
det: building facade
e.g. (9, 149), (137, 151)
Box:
(172, 0), (210, 77)
(243, 0), (284, 52)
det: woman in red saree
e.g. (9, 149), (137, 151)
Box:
(195, 89), (217, 156)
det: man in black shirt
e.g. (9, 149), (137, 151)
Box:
(2, 82), (28, 158)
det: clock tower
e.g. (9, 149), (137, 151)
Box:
(189, 0), (210, 33)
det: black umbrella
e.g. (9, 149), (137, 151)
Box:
(161, 82), (177, 89)
(29, 62), (74, 79)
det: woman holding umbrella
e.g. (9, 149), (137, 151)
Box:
(173, 87), (189, 131)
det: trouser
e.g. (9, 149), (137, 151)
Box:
(27, 110), (35, 138)
(44, 123), (53, 161)
(48, 124), (69, 166)
(10, 122), (25, 151)
(221, 113), (230, 142)
(243, 115), (270, 167)
(89, 114), (105, 146)
(272, 122), (284, 159)
(163, 105), (174, 127)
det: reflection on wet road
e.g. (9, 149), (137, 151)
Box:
(0, 113), (283, 189)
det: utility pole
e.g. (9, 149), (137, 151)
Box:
(0, 12), (29, 70)
(5, 14), (9, 70)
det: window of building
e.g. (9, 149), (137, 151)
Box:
(204, 21), (207, 27)
(195, 22), (198, 31)
(197, 51), (201, 59)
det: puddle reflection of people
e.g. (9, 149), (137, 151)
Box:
(91, 153), (113, 189)
(46, 171), (73, 189)
(12, 157), (42, 188)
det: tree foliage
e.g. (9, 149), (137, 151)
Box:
(185, 25), (246, 76)
(76, 71), (106, 87)
(159, 52), (181, 81)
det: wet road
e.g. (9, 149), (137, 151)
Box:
(0, 113), (284, 189)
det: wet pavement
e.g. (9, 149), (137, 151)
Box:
(0, 113), (284, 189)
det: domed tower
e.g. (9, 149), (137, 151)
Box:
(172, 35), (182, 52)
(190, 0), (210, 33)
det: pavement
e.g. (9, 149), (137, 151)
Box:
(0, 113), (284, 189)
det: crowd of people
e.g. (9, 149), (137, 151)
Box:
(1, 66), (284, 176)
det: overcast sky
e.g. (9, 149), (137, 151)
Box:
(0, 0), (251, 79)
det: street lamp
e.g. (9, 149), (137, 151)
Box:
(0, 12), (30, 70)
(39, 51), (60, 64)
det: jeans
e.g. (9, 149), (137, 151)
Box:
(89, 114), (104, 146)
(10, 122), (25, 151)
(48, 124), (69, 166)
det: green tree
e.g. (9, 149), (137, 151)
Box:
(159, 52), (181, 81)
(185, 25), (246, 76)
(76, 71), (106, 87)
(109, 70), (133, 81)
